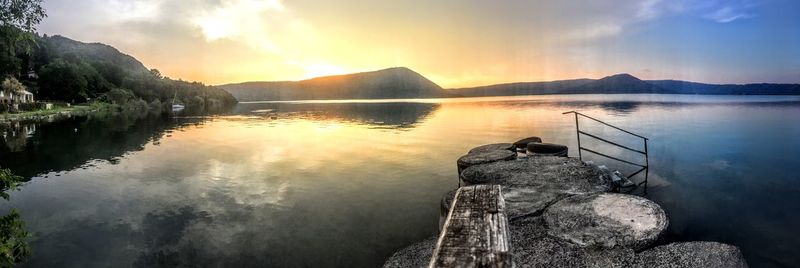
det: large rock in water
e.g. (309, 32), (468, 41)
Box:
(633, 242), (748, 268)
(544, 193), (668, 250)
(456, 150), (516, 173)
(468, 143), (515, 154)
(382, 236), (437, 268)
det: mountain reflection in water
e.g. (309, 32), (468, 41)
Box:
(1, 95), (800, 267)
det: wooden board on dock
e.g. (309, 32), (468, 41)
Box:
(429, 185), (513, 268)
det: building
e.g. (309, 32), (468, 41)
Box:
(0, 90), (34, 104)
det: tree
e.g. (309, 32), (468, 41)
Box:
(103, 88), (135, 105)
(0, 0), (47, 32)
(149, 68), (162, 79)
(1, 77), (25, 94)
(0, 0), (47, 77)
(38, 60), (89, 102)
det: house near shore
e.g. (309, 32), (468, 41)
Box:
(0, 90), (35, 104)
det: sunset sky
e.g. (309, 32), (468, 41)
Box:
(38, 0), (800, 88)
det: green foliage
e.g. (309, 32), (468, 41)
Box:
(16, 101), (44, 111)
(0, 210), (29, 267)
(37, 59), (89, 102)
(102, 88), (135, 105)
(0, 168), (29, 266)
(0, 169), (22, 200)
(0, 0), (46, 32)
(0, 0), (46, 77)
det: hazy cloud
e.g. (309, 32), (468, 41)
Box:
(35, 0), (795, 87)
(704, 5), (756, 23)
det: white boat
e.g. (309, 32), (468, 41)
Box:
(171, 91), (185, 112)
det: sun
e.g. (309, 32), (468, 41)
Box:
(302, 64), (348, 79)
(196, 17), (234, 41)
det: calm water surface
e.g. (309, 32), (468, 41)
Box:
(2, 95), (800, 267)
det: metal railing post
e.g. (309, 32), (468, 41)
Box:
(574, 113), (582, 160)
(563, 110), (650, 188)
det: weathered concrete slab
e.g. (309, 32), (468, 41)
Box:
(382, 236), (438, 268)
(633, 242), (748, 268)
(430, 185), (513, 267)
(456, 150), (516, 174)
(460, 156), (610, 195)
(502, 186), (562, 220)
(512, 216), (635, 267)
(468, 143), (515, 154)
(544, 193), (668, 250)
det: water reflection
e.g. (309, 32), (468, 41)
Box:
(1, 95), (800, 267)
(0, 113), (208, 179)
(234, 102), (440, 128)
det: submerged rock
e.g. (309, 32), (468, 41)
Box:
(633, 242), (748, 268)
(382, 236), (438, 268)
(468, 143), (515, 154)
(544, 193), (668, 250)
(456, 149), (516, 173)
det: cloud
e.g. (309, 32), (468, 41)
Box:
(704, 5), (756, 23)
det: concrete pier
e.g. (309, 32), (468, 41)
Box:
(384, 141), (748, 268)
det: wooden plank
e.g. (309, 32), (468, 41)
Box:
(429, 185), (513, 268)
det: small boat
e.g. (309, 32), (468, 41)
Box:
(171, 91), (185, 112)
(171, 104), (185, 112)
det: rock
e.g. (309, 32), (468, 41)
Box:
(513, 136), (543, 150)
(527, 142), (568, 157)
(510, 216), (635, 267)
(382, 236), (438, 268)
(460, 157), (610, 195)
(456, 150), (516, 173)
(544, 193), (668, 250)
(468, 143), (515, 154)
(633, 242), (748, 268)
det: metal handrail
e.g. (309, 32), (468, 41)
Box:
(563, 111), (649, 186)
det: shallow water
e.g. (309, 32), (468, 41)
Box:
(2, 94), (800, 267)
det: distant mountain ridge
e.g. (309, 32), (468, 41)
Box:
(219, 68), (800, 101)
(220, 67), (452, 101)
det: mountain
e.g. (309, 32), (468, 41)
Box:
(220, 68), (800, 101)
(449, 74), (671, 96)
(568, 73), (671, 94)
(219, 67), (452, 101)
(42, 35), (149, 75)
(446, 79), (595, 97)
(31, 35), (237, 106)
(648, 80), (800, 95)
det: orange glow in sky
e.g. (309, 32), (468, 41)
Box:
(38, 0), (800, 87)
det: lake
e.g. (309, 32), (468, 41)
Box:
(2, 94), (800, 267)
